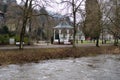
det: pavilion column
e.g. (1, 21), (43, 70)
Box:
(59, 29), (61, 37)
(67, 29), (69, 34)
(59, 29), (61, 43)
(59, 29), (61, 34)
(53, 29), (56, 42)
(67, 29), (70, 40)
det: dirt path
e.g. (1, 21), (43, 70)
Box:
(0, 43), (113, 50)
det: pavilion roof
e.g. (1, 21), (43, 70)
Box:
(54, 21), (73, 29)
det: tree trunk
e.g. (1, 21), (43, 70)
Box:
(114, 36), (118, 46)
(72, 2), (76, 48)
(19, 26), (26, 49)
(101, 28), (104, 44)
(28, 18), (32, 45)
(96, 37), (99, 47)
(19, 18), (27, 49)
(19, 32), (24, 49)
(73, 23), (76, 47)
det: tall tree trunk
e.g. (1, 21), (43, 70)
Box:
(19, 32), (24, 49)
(19, 23), (26, 49)
(101, 27), (104, 44)
(28, 18), (32, 45)
(19, 0), (32, 49)
(19, 17), (27, 49)
(72, 0), (76, 47)
(73, 11), (76, 47)
(114, 36), (118, 46)
(96, 37), (99, 47)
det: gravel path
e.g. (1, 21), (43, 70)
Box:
(0, 43), (113, 50)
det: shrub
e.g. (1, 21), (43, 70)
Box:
(14, 35), (29, 43)
(0, 34), (9, 44)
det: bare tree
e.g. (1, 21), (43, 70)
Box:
(17, 0), (33, 49)
(17, 0), (57, 49)
(108, 0), (120, 46)
(60, 0), (85, 47)
(100, 0), (120, 46)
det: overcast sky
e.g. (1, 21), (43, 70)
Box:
(16, 0), (85, 15)
(16, 0), (85, 22)
(16, 0), (66, 14)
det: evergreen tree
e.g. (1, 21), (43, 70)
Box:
(84, 0), (102, 47)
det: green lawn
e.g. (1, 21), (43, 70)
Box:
(77, 40), (120, 44)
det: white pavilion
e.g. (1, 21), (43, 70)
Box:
(53, 19), (73, 44)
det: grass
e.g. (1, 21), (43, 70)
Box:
(0, 46), (119, 66)
(78, 40), (120, 44)
(78, 40), (110, 44)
